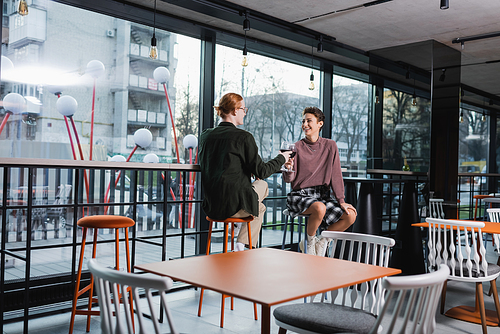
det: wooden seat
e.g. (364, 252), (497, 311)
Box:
(197, 216), (257, 328)
(69, 215), (135, 334)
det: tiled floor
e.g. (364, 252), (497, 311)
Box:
(3, 231), (500, 333)
(4, 270), (500, 333)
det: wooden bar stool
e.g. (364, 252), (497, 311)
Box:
(69, 215), (135, 334)
(198, 216), (258, 328)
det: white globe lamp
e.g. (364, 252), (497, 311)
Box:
(109, 155), (126, 162)
(1, 56), (14, 73)
(56, 95), (78, 117)
(153, 67), (170, 84)
(143, 153), (159, 163)
(86, 60), (105, 79)
(134, 128), (153, 148)
(3, 93), (25, 114)
(47, 85), (64, 96)
(183, 134), (198, 149)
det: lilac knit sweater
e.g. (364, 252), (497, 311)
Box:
(282, 137), (345, 204)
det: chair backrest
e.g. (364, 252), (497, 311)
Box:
(370, 264), (449, 334)
(487, 208), (500, 253)
(88, 259), (179, 334)
(426, 218), (489, 281)
(428, 199), (445, 219)
(321, 231), (395, 315)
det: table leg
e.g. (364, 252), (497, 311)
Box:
(261, 304), (270, 334)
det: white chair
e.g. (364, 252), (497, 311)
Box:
(427, 218), (500, 334)
(320, 231), (395, 313)
(274, 264), (449, 334)
(429, 198), (445, 219)
(487, 208), (500, 254)
(88, 259), (179, 334)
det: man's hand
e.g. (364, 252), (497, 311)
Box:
(280, 150), (291, 162)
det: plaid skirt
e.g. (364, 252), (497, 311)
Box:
(286, 185), (344, 229)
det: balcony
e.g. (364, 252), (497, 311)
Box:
(8, 7), (46, 48)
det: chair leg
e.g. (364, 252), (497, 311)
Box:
(281, 215), (289, 250)
(490, 279), (500, 324)
(69, 227), (87, 334)
(86, 228), (99, 332)
(197, 289), (205, 317)
(440, 280), (447, 314)
(278, 328), (287, 334)
(220, 294), (225, 328)
(198, 221), (214, 317)
(477, 282), (488, 334)
(246, 221), (253, 250)
(245, 221), (258, 320)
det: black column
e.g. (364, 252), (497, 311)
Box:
(389, 181), (425, 275)
(321, 63), (333, 139)
(198, 30), (216, 255)
(429, 41), (461, 218)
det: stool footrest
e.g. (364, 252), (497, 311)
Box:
(76, 283), (92, 297)
(75, 310), (100, 316)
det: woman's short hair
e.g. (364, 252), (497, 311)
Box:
(214, 93), (243, 117)
(302, 107), (325, 124)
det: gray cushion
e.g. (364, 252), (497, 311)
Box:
(273, 303), (376, 334)
(441, 261), (500, 278)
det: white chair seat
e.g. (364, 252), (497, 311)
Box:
(274, 265), (449, 334)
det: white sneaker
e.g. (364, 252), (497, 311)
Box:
(315, 237), (330, 257)
(306, 238), (317, 255)
(235, 242), (245, 252)
(299, 236), (317, 255)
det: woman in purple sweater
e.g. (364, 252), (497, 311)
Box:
(283, 107), (357, 256)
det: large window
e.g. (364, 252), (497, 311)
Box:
(332, 76), (369, 176)
(0, 1), (201, 164)
(459, 106), (489, 175)
(382, 89), (431, 172)
(215, 44), (320, 160)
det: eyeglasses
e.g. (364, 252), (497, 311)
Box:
(237, 107), (248, 113)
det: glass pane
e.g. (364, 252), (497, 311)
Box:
(382, 89), (431, 172)
(459, 107), (488, 178)
(0, 1), (201, 164)
(332, 76), (369, 177)
(215, 44), (320, 159)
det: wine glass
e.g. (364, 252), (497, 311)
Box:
(280, 141), (296, 172)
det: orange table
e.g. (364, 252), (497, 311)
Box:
(136, 247), (401, 334)
(413, 220), (500, 327)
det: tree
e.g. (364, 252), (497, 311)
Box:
(458, 108), (488, 163)
(176, 80), (199, 159)
(383, 90), (431, 171)
(332, 83), (369, 166)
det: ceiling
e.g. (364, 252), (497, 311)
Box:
(126, 0), (500, 110)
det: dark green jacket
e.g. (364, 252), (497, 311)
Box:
(199, 122), (285, 220)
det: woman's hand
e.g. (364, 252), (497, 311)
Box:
(340, 203), (357, 215)
(284, 157), (294, 171)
